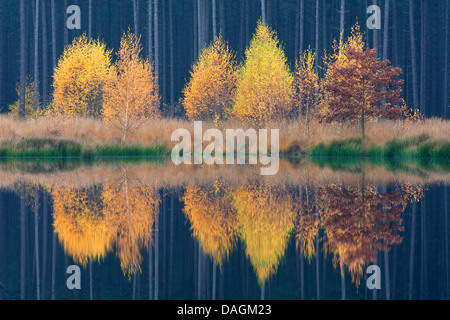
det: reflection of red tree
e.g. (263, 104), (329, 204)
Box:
(319, 185), (406, 287)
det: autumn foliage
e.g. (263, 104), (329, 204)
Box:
(183, 182), (237, 266)
(232, 22), (294, 125)
(103, 32), (160, 141)
(232, 183), (295, 283)
(295, 49), (320, 133)
(52, 185), (113, 266)
(319, 25), (405, 144)
(319, 184), (406, 287)
(52, 35), (111, 118)
(183, 36), (237, 123)
(102, 170), (159, 277)
(8, 77), (44, 118)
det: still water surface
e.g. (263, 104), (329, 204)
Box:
(0, 159), (448, 300)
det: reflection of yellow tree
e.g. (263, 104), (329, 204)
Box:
(183, 182), (237, 267)
(295, 187), (321, 262)
(232, 183), (295, 284)
(102, 170), (159, 278)
(52, 186), (113, 266)
(319, 184), (406, 287)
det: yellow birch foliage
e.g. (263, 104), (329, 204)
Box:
(8, 77), (45, 118)
(183, 36), (237, 122)
(102, 170), (159, 277)
(295, 49), (319, 124)
(52, 186), (114, 266)
(232, 22), (294, 125)
(232, 183), (295, 283)
(52, 35), (111, 118)
(103, 32), (160, 141)
(183, 182), (238, 266)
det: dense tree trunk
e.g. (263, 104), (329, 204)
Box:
(88, 0), (92, 39)
(169, 0), (175, 109)
(409, 0), (419, 110)
(34, 187), (40, 300)
(299, 0), (304, 57)
(51, 0), (56, 71)
(383, 0), (389, 61)
(64, 0), (68, 47)
(409, 203), (417, 299)
(34, 0), (39, 112)
(315, 0), (319, 74)
(154, 0), (159, 89)
(20, 183), (26, 300)
(373, 0), (378, 56)
(148, 0), (153, 62)
(420, 0), (427, 114)
(20, 0), (26, 119)
(444, 0), (449, 119)
(260, 0), (266, 24)
(155, 193), (159, 300)
(212, 0), (217, 40)
(0, 1), (3, 110)
(41, 0), (48, 107)
(51, 220), (56, 300)
(41, 191), (48, 299)
(339, 0), (345, 43)
(197, 0), (202, 53)
(219, 0), (225, 38)
(133, 0), (140, 35)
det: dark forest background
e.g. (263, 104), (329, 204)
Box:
(0, 0), (448, 119)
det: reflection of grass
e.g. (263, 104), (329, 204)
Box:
(0, 153), (167, 174)
(0, 138), (168, 160)
(310, 135), (449, 160)
(310, 154), (450, 173)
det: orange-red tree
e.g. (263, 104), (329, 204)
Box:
(319, 25), (405, 146)
(319, 183), (406, 287)
(103, 32), (160, 141)
(183, 36), (237, 122)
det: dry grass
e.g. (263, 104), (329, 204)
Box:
(0, 115), (448, 153)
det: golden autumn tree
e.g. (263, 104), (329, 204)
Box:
(319, 24), (405, 146)
(183, 36), (237, 123)
(232, 182), (295, 284)
(295, 186), (321, 262)
(52, 185), (114, 266)
(102, 169), (159, 277)
(183, 182), (238, 266)
(8, 76), (45, 118)
(52, 34), (111, 118)
(232, 22), (294, 125)
(295, 49), (320, 136)
(103, 32), (160, 142)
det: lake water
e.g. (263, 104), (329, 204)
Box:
(0, 159), (448, 300)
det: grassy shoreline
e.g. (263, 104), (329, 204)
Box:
(0, 138), (168, 160)
(0, 135), (448, 162)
